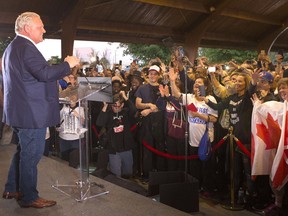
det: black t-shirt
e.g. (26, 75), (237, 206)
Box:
(135, 83), (160, 105)
(208, 91), (253, 144)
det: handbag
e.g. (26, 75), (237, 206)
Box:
(198, 124), (212, 161)
(219, 108), (230, 129)
(167, 106), (185, 139)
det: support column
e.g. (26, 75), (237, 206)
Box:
(182, 0), (232, 61)
(184, 32), (201, 61)
(61, 0), (88, 59)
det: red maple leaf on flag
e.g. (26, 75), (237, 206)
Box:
(271, 110), (288, 189)
(256, 113), (281, 150)
(272, 155), (288, 188)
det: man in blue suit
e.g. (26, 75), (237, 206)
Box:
(1, 12), (79, 208)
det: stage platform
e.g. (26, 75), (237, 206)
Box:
(0, 144), (259, 216)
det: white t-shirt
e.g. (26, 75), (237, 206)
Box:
(182, 94), (218, 147)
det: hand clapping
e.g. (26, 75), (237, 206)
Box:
(64, 56), (80, 68)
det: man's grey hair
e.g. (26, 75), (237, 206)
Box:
(15, 12), (40, 34)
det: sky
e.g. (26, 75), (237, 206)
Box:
(36, 39), (133, 67)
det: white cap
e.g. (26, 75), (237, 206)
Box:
(148, 65), (160, 74)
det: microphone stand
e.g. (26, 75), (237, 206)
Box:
(183, 66), (189, 182)
(84, 76), (92, 90)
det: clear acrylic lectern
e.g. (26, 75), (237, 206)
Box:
(52, 77), (113, 201)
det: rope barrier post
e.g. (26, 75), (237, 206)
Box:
(222, 126), (244, 211)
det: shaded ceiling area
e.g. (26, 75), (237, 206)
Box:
(1, 0), (288, 59)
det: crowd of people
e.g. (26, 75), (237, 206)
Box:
(56, 49), (288, 216)
(1, 11), (287, 215)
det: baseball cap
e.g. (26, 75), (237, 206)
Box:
(148, 65), (160, 74)
(259, 71), (274, 83)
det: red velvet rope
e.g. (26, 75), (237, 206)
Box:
(142, 135), (251, 160)
(212, 135), (228, 152)
(142, 140), (198, 160)
(91, 124), (99, 138)
(92, 123), (251, 160)
(234, 137), (251, 159)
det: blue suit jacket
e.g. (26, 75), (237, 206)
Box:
(2, 36), (71, 128)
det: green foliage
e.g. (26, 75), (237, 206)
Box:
(0, 37), (13, 57)
(120, 43), (258, 66)
(199, 48), (257, 64)
(48, 56), (62, 65)
(120, 43), (171, 66)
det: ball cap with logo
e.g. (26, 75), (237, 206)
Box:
(259, 71), (274, 83)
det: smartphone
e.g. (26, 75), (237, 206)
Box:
(199, 85), (206, 96)
(178, 46), (185, 58)
(208, 67), (216, 73)
(194, 59), (198, 66)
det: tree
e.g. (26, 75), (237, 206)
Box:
(0, 37), (12, 57)
(48, 56), (62, 65)
(120, 43), (260, 66)
(199, 48), (257, 64)
(120, 43), (171, 66)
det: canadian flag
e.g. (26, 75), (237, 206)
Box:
(270, 101), (288, 190)
(251, 100), (288, 190)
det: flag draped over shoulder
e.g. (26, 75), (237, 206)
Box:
(251, 100), (288, 189)
(270, 101), (288, 190)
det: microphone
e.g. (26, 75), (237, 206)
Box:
(84, 76), (92, 89)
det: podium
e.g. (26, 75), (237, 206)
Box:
(52, 77), (113, 201)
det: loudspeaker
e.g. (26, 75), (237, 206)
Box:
(148, 171), (199, 213)
(148, 171), (187, 196)
(160, 182), (199, 212)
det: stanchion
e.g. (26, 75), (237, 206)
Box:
(222, 126), (244, 211)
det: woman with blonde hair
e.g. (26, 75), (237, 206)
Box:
(203, 73), (255, 209)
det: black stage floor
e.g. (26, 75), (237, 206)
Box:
(0, 143), (259, 216)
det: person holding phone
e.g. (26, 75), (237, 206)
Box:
(169, 68), (218, 192)
(202, 73), (256, 209)
(257, 50), (275, 72)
